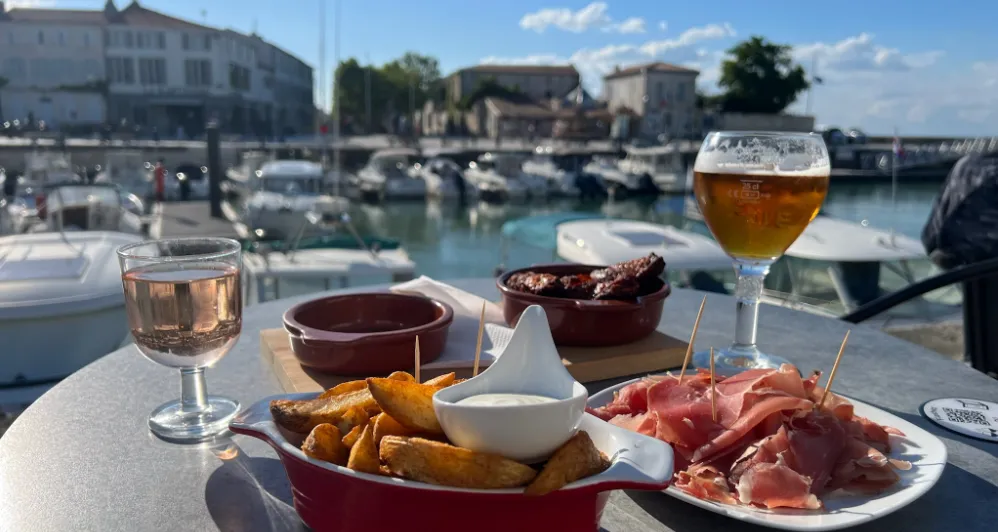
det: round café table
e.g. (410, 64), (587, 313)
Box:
(1, 280), (996, 532)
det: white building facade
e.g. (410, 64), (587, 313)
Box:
(602, 62), (699, 140)
(0, 5), (107, 129)
(0, 0), (314, 137)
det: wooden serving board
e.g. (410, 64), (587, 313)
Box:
(260, 328), (689, 394)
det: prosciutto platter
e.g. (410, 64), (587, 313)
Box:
(587, 365), (947, 531)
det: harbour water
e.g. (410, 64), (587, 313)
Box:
(344, 181), (942, 281)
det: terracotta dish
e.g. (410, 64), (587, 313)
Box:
(283, 293), (453, 375)
(497, 264), (671, 347)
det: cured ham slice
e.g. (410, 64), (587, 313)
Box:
(594, 364), (907, 510)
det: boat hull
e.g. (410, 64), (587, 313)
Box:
(0, 304), (128, 395)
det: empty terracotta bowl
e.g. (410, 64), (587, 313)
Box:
(283, 293), (453, 375)
(497, 264), (671, 347)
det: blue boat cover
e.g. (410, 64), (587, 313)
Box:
(500, 212), (609, 250)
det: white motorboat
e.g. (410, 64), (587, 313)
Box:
(773, 216), (959, 327)
(521, 147), (582, 197)
(464, 152), (540, 202)
(555, 218), (733, 287)
(241, 237), (417, 305)
(548, 214), (958, 328)
(0, 230), (144, 405)
(416, 157), (476, 201)
(16, 152), (82, 194)
(224, 151), (273, 200)
(241, 160), (350, 241)
(619, 144), (687, 193)
(93, 151), (152, 197)
(583, 156), (656, 196)
(356, 148), (427, 201)
(11, 182), (146, 235)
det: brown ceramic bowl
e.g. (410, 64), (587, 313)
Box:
(283, 293), (453, 375)
(497, 264), (671, 347)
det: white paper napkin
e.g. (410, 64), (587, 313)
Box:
(390, 276), (513, 371)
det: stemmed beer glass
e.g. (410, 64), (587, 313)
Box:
(691, 131), (830, 373)
(117, 237), (243, 442)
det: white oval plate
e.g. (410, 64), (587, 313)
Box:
(589, 376), (948, 531)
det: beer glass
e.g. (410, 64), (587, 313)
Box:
(692, 132), (830, 372)
(117, 237), (243, 442)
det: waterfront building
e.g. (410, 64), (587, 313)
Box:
(602, 62), (699, 140)
(0, 3), (107, 130)
(446, 64), (580, 106)
(0, 1), (313, 137)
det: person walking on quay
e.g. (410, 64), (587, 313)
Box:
(154, 158), (167, 206)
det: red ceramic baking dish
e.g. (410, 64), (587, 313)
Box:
(283, 293), (453, 375)
(230, 393), (673, 532)
(497, 263), (671, 347)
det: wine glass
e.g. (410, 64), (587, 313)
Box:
(117, 237), (243, 442)
(691, 131), (830, 373)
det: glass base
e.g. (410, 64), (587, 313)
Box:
(691, 344), (792, 376)
(148, 396), (240, 443)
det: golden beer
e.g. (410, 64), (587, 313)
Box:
(693, 171), (829, 261)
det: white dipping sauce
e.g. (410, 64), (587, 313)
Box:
(456, 393), (557, 407)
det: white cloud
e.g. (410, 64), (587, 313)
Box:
(639, 23), (736, 56)
(793, 33), (944, 75)
(519, 3), (646, 34)
(658, 21), (668, 31)
(519, 2), (612, 33)
(606, 17), (646, 34)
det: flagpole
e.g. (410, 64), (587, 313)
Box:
(333, 0), (342, 197)
(891, 127), (899, 247)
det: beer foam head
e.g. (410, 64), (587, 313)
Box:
(694, 132), (830, 177)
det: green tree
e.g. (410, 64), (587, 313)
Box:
(714, 36), (809, 114)
(334, 52), (443, 133)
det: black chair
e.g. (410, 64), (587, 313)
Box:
(841, 256), (998, 377)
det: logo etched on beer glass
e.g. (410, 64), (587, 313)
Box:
(692, 132), (830, 372)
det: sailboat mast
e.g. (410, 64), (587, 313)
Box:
(332, 0), (342, 197)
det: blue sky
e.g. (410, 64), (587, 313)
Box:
(18, 1), (998, 136)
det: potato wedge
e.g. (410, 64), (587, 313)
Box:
(525, 431), (609, 496)
(372, 412), (417, 445)
(347, 424), (382, 475)
(317, 379), (367, 400)
(423, 372), (456, 387)
(336, 406), (369, 435)
(302, 424), (348, 466)
(341, 424), (364, 448)
(380, 436), (537, 489)
(366, 378), (444, 434)
(270, 387), (378, 434)
(387, 371), (415, 382)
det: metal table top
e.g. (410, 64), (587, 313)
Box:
(1, 280), (995, 531)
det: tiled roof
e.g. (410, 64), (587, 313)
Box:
(603, 62), (699, 80)
(2, 9), (107, 25)
(1, 1), (214, 30)
(116, 2), (214, 31)
(461, 64), (579, 77)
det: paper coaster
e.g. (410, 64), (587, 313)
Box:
(921, 398), (998, 442)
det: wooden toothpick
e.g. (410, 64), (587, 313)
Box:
(472, 301), (486, 377)
(678, 295), (707, 385)
(414, 335), (421, 384)
(818, 330), (851, 409)
(709, 346), (717, 423)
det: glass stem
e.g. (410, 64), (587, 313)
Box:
(180, 367), (209, 414)
(733, 262), (771, 350)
